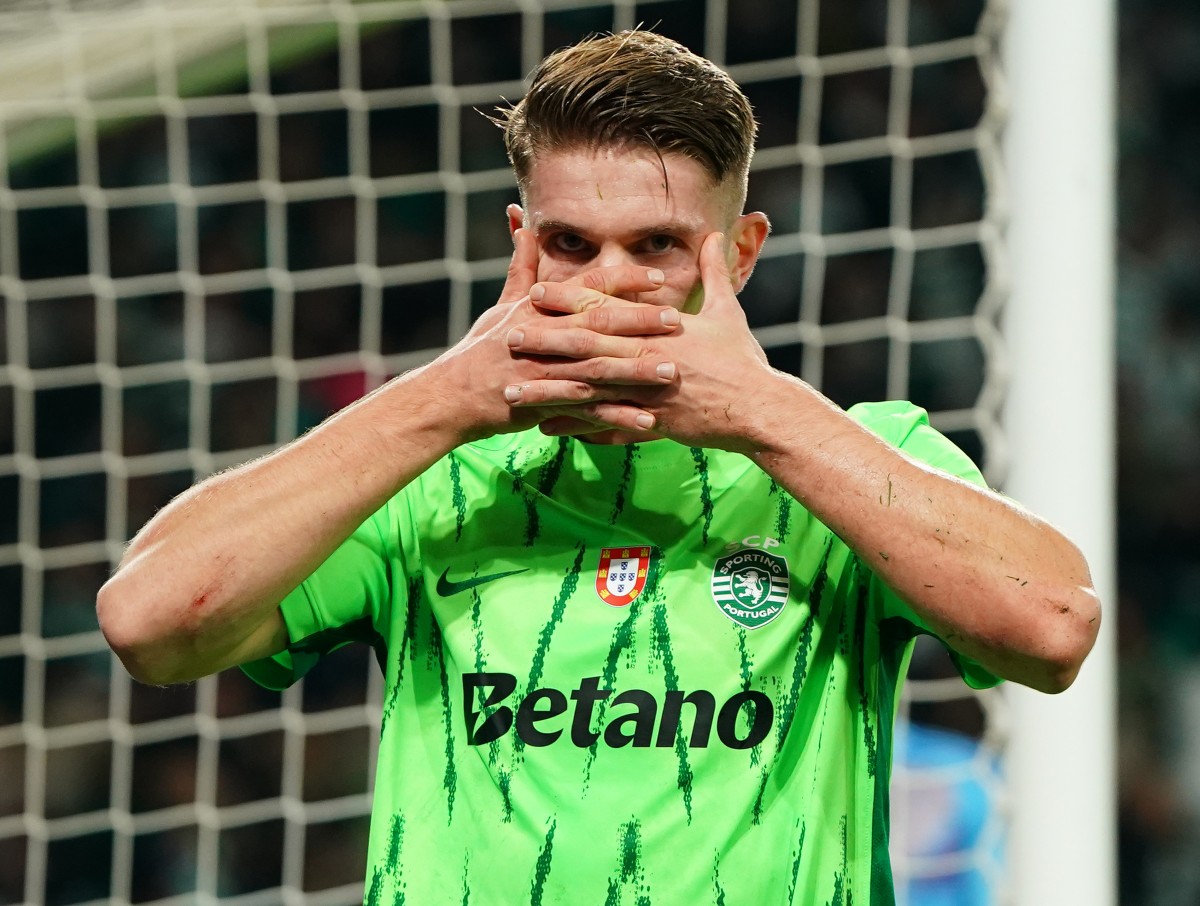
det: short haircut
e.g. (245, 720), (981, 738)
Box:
(494, 30), (758, 206)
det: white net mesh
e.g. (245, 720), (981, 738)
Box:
(0, 0), (1010, 902)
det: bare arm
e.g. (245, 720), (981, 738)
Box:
(97, 233), (680, 685)
(505, 232), (1101, 693)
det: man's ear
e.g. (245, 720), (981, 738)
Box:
(507, 204), (525, 237)
(727, 212), (770, 292)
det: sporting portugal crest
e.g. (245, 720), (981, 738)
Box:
(711, 547), (790, 629)
(596, 546), (653, 606)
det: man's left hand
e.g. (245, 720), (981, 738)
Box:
(504, 232), (792, 453)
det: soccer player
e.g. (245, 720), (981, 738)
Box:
(97, 30), (1100, 905)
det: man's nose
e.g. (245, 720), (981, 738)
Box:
(594, 243), (642, 302)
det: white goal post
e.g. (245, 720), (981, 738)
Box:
(0, 1), (1114, 904)
(1003, 0), (1116, 903)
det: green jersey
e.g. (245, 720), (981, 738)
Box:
(245, 400), (998, 905)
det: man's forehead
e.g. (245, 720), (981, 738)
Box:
(522, 146), (729, 224)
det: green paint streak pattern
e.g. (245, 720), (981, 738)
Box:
(609, 444), (638, 522)
(713, 854), (727, 906)
(786, 820), (807, 905)
(775, 541), (833, 751)
(604, 819), (647, 906)
(852, 562), (878, 777)
(689, 447), (714, 544)
(366, 814), (406, 906)
(506, 449), (540, 547)
(735, 629), (761, 768)
(516, 544), (585, 757)
(584, 597), (644, 785)
(460, 857), (471, 906)
(774, 490), (793, 542)
(584, 556), (660, 782)
(536, 436), (570, 495)
(755, 541), (834, 824)
(651, 600), (694, 823)
(827, 816), (849, 906)
(529, 820), (557, 906)
(364, 867), (386, 906)
(450, 452), (466, 540)
(381, 573), (424, 734)
(527, 543), (585, 694)
(428, 610), (458, 822)
(498, 767), (513, 823)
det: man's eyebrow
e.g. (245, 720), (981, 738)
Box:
(533, 219), (705, 238)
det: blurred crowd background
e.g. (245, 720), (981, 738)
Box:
(0, 0), (1193, 902)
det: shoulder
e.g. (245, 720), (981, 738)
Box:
(846, 399), (985, 486)
(845, 399), (932, 442)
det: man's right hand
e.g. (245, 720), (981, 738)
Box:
(432, 227), (684, 442)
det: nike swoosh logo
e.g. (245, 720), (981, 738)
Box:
(436, 566), (530, 597)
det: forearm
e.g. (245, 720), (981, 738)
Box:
(746, 373), (1100, 692)
(97, 363), (465, 684)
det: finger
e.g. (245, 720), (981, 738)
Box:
(497, 227), (538, 306)
(540, 405), (657, 435)
(504, 380), (640, 407)
(530, 266), (665, 313)
(697, 231), (736, 314)
(506, 309), (680, 356)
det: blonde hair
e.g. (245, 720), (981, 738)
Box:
(493, 30), (757, 206)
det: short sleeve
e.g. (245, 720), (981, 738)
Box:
(241, 499), (406, 690)
(849, 401), (1002, 690)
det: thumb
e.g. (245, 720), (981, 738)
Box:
(697, 231), (737, 316)
(498, 227), (538, 306)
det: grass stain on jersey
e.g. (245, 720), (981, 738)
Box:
(651, 600), (695, 823)
(689, 447), (714, 544)
(428, 610), (458, 822)
(609, 444), (638, 522)
(450, 452), (466, 540)
(529, 819), (557, 906)
(786, 820), (807, 906)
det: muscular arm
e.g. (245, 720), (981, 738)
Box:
(97, 233), (679, 685)
(744, 378), (1099, 693)
(505, 232), (1101, 693)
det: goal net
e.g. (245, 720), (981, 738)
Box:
(0, 0), (1010, 902)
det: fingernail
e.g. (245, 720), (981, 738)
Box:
(656, 362), (676, 380)
(659, 308), (680, 327)
(504, 385), (522, 403)
(635, 413), (655, 429)
(529, 284), (545, 301)
(507, 328), (524, 347)
(647, 268), (665, 284)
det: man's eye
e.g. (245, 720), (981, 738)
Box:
(642, 235), (676, 254)
(552, 234), (588, 253)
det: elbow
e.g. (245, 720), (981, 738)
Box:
(96, 574), (191, 686)
(1029, 586), (1103, 695)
